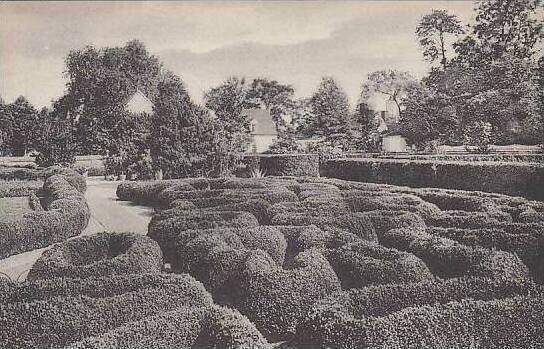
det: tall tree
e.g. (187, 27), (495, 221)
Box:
(308, 77), (352, 136)
(246, 78), (296, 133)
(204, 77), (252, 152)
(455, 0), (543, 64)
(55, 40), (162, 154)
(416, 9), (465, 69)
(33, 107), (77, 167)
(6, 96), (38, 156)
(151, 71), (217, 178)
(361, 70), (418, 118)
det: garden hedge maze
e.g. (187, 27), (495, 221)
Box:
(1, 175), (543, 348)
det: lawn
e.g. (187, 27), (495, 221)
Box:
(0, 196), (32, 220)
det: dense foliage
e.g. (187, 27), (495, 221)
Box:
(116, 175), (544, 346)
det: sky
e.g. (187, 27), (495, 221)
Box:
(0, 1), (477, 109)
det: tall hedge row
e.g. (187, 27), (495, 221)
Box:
(322, 158), (544, 200)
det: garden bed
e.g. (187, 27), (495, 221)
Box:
(114, 176), (544, 347)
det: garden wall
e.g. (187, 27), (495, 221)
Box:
(321, 159), (544, 201)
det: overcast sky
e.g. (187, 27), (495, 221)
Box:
(0, 1), (477, 108)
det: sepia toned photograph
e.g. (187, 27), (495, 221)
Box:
(0, 1), (543, 348)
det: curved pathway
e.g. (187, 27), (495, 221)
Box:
(0, 178), (153, 281)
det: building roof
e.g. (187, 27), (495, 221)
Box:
(243, 108), (277, 135)
(125, 90), (154, 114)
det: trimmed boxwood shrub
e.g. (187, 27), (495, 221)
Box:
(148, 210), (259, 262)
(116, 179), (191, 206)
(425, 211), (512, 229)
(296, 277), (539, 348)
(67, 305), (268, 349)
(382, 228), (530, 280)
(162, 188), (299, 209)
(197, 305), (269, 349)
(66, 306), (209, 349)
(0, 180), (42, 198)
(235, 249), (341, 341)
(364, 296), (544, 349)
(207, 199), (272, 224)
(361, 210), (426, 236)
(0, 273), (211, 305)
(259, 154), (319, 177)
(324, 241), (434, 289)
(0, 174), (90, 259)
(166, 227), (286, 298)
(27, 232), (163, 280)
(428, 225), (544, 280)
(271, 213), (378, 243)
(176, 230), (249, 296)
(344, 192), (440, 219)
(235, 226), (287, 266)
(0, 274), (213, 348)
(322, 158), (544, 200)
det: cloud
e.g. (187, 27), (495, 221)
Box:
(0, 1), (475, 107)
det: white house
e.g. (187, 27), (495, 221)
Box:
(242, 108), (278, 153)
(365, 93), (407, 153)
(125, 90), (154, 114)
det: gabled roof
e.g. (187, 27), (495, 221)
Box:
(243, 108), (277, 135)
(125, 90), (154, 114)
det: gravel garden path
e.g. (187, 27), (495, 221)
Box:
(0, 177), (154, 281)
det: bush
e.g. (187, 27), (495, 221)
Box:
(207, 199), (272, 224)
(0, 174), (90, 259)
(0, 273), (213, 348)
(148, 210), (259, 263)
(425, 211), (511, 229)
(322, 158), (544, 200)
(116, 179), (189, 205)
(235, 249), (341, 341)
(0, 180), (42, 198)
(160, 188), (299, 209)
(271, 213), (378, 243)
(0, 273), (211, 305)
(365, 296), (544, 349)
(259, 154), (319, 177)
(324, 241), (434, 289)
(67, 304), (268, 349)
(297, 278), (542, 349)
(382, 228), (530, 280)
(67, 306), (208, 349)
(361, 210), (426, 236)
(344, 191), (440, 218)
(198, 305), (269, 349)
(428, 225), (544, 280)
(27, 232), (163, 280)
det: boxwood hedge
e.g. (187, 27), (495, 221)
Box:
(0, 274), (213, 348)
(297, 277), (539, 348)
(382, 228), (530, 280)
(0, 173), (90, 259)
(0, 180), (42, 198)
(324, 241), (434, 289)
(322, 158), (544, 200)
(235, 249), (341, 341)
(66, 305), (268, 349)
(27, 232), (163, 280)
(0, 273), (211, 305)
